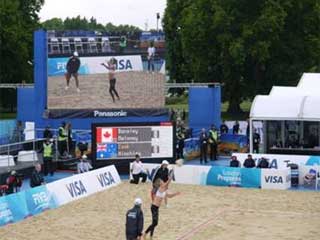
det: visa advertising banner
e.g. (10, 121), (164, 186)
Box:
(48, 55), (143, 76)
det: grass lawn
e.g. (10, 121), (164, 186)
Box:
(166, 95), (251, 120)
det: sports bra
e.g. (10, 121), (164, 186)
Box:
(155, 189), (166, 198)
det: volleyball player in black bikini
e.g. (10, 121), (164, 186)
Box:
(101, 58), (120, 103)
(143, 175), (180, 239)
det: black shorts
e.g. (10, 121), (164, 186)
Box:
(110, 78), (116, 87)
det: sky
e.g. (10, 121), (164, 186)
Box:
(39, 0), (167, 30)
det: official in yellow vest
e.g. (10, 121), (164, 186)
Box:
(43, 138), (54, 176)
(209, 125), (218, 161)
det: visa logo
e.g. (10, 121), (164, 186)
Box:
(265, 176), (283, 183)
(66, 180), (87, 198)
(97, 172), (115, 187)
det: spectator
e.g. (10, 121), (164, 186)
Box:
(209, 125), (218, 161)
(176, 132), (185, 159)
(257, 157), (269, 168)
(126, 198), (144, 240)
(66, 122), (73, 156)
(220, 121), (229, 134)
(65, 51), (81, 92)
(30, 163), (44, 188)
(43, 125), (53, 139)
(147, 41), (155, 72)
(6, 171), (23, 194)
(130, 154), (147, 184)
(243, 154), (256, 168)
(230, 156), (240, 168)
(58, 121), (68, 158)
(77, 141), (88, 156)
(253, 129), (261, 153)
(77, 155), (93, 174)
(233, 121), (240, 135)
(43, 138), (54, 176)
(199, 128), (208, 164)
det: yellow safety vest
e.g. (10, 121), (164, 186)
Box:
(58, 127), (67, 141)
(209, 130), (218, 141)
(43, 143), (53, 157)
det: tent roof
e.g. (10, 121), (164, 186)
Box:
(251, 73), (320, 121)
(297, 73), (320, 90)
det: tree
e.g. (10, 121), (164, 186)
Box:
(163, 0), (192, 84)
(164, 0), (320, 114)
(0, 0), (44, 111)
(42, 18), (64, 30)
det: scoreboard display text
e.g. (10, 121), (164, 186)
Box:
(92, 122), (174, 160)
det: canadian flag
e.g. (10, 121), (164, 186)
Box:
(96, 127), (118, 143)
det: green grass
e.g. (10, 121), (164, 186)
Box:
(0, 112), (16, 119)
(166, 96), (251, 120)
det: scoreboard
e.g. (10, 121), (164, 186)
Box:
(92, 122), (175, 160)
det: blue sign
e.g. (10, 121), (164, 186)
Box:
(25, 186), (57, 215)
(48, 58), (88, 76)
(0, 197), (14, 226)
(206, 166), (261, 188)
(6, 191), (30, 222)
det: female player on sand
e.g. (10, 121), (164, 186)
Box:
(101, 58), (120, 103)
(143, 175), (180, 239)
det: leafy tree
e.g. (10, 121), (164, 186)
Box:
(42, 17), (64, 30)
(164, 0), (320, 114)
(0, 0), (44, 111)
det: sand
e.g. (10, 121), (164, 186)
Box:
(0, 182), (319, 240)
(47, 71), (165, 109)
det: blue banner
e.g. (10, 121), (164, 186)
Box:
(206, 166), (261, 188)
(25, 186), (57, 215)
(0, 197), (14, 226)
(6, 191), (30, 222)
(47, 58), (88, 76)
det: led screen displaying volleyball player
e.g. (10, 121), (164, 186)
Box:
(47, 55), (165, 109)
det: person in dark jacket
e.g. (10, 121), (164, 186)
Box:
(126, 198), (144, 240)
(233, 121), (240, 134)
(220, 121), (229, 134)
(6, 171), (23, 194)
(43, 125), (53, 139)
(257, 157), (269, 168)
(65, 51), (81, 92)
(253, 129), (261, 153)
(230, 156), (240, 168)
(152, 160), (169, 183)
(199, 128), (208, 164)
(243, 154), (256, 168)
(30, 163), (44, 188)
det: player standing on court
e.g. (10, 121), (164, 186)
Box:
(65, 51), (81, 92)
(101, 58), (120, 103)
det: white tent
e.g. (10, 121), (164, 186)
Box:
(249, 73), (320, 152)
(297, 73), (320, 90)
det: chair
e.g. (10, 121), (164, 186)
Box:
(61, 37), (71, 54)
(88, 37), (98, 53)
(74, 37), (83, 53)
(49, 38), (60, 54)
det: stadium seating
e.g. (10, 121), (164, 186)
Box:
(17, 151), (38, 162)
(0, 155), (15, 167)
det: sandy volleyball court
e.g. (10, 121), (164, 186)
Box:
(0, 182), (319, 240)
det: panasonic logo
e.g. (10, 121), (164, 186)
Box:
(94, 110), (127, 117)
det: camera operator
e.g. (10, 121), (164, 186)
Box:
(6, 170), (23, 194)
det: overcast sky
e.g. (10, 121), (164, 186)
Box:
(39, 0), (167, 30)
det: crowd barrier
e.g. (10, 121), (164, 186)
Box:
(130, 163), (291, 190)
(233, 153), (320, 169)
(0, 165), (121, 226)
